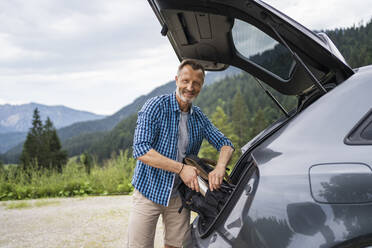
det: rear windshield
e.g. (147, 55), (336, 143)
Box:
(232, 18), (296, 81)
(195, 67), (297, 166)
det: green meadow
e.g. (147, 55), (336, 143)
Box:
(0, 150), (135, 201)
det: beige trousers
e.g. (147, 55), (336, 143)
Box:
(127, 189), (190, 248)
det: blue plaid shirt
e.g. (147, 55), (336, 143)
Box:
(132, 92), (234, 206)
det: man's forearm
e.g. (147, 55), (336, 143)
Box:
(138, 149), (200, 192)
(216, 146), (234, 169)
(208, 145), (234, 191)
(138, 149), (183, 173)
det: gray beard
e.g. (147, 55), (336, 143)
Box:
(176, 87), (195, 104)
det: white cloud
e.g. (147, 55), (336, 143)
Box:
(0, 34), (48, 61)
(265, 0), (371, 30)
(0, 42), (179, 115)
(0, 0), (166, 73)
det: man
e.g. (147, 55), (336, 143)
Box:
(128, 59), (234, 248)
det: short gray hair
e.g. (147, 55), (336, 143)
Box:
(177, 59), (205, 78)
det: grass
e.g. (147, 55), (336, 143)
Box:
(5, 201), (31, 209)
(0, 150), (135, 201)
(34, 200), (60, 207)
(2, 199), (61, 209)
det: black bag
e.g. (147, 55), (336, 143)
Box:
(177, 155), (235, 231)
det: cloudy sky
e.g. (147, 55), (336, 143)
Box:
(0, 0), (370, 115)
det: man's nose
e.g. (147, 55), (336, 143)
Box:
(186, 82), (194, 91)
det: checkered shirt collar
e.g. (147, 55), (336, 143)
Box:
(171, 92), (194, 115)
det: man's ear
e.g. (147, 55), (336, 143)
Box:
(175, 75), (178, 82)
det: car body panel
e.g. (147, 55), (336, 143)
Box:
(185, 66), (372, 247)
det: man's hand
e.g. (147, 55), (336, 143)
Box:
(179, 165), (200, 192)
(208, 165), (226, 191)
(208, 145), (233, 191)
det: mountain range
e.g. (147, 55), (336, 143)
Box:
(0, 103), (104, 133)
(0, 103), (104, 153)
(0, 67), (241, 158)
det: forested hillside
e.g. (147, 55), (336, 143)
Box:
(326, 19), (372, 68)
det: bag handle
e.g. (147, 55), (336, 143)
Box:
(184, 155), (232, 184)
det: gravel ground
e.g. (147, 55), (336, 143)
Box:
(0, 195), (165, 248)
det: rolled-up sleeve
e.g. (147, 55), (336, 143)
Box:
(202, 113), (234, 152)
(132, 99), (159, 159)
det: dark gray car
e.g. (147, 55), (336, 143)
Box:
(147, 0), (372, 247)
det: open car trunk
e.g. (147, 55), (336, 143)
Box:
(189, 113), (290, 237)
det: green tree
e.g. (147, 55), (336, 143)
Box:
(199, 106), (239, 166)
(20, 108), (67, 172)
(231, 91), (250, 148)
(80, 152), (93, 175)
(20, 108), (44, 170)
(43, 117), (67, 172)
(249, 108), (269, 138)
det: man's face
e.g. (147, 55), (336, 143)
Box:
(175, 65), (204, 104)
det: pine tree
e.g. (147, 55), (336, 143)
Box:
(249, 108), (269, 138)
(20, 108), (43, 170)
(20, 108), (67, 172)
(231, 91), (250, 148)
(43, 117), (67, 172)
(80, 152), (93, 175)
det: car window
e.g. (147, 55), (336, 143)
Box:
(361, 121), (372, 139)
(345, 109), (372, 145)
(232, 18), (296, 81)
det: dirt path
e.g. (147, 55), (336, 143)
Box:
(0, 195), (165, 248)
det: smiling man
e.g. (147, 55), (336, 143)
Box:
(128, 59), (234, 248)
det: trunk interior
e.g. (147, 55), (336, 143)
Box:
(195, 152), (257, 236)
